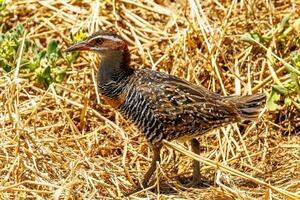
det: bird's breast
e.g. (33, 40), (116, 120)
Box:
(102, 94), (126, 109)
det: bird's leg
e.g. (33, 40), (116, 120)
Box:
(125, 145), (161, 196)
(182, 138), (213, 188)
(142, 145), (161, 187)
(191, 138), (202, 185)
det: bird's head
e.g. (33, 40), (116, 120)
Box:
(64, 31), (127, 54)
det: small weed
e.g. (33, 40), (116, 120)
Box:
(0, 24), (85, 88)
(242, 16), (300, 111)
(0, 0), (7, 20)
(241, 31), (270, 44)
(0, 24), (24, 72)
(34, 40), (65, 87)
(64, 30), (88, 67)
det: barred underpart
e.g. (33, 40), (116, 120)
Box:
(100, 68), (265, 146)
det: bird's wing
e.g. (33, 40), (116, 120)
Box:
(136, 70), (241, 135)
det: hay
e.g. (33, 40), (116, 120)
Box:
(1, 0), (299, 199)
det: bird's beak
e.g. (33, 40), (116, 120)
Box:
(64, 41), (90, 53)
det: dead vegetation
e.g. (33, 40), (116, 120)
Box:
(0, 0), (299, 199)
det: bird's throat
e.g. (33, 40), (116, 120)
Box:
(98, 50), (133, 98)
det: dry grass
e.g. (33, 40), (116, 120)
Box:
(1, 0), (300, 199)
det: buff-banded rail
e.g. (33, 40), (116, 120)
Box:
(65, 31), (265, 194)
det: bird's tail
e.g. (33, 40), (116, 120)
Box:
(225, 93), (266, 120)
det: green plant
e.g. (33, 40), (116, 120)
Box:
(64, 30), (88, 67)
(0, 24), (83, 88)
(241, 16), (300, 111)
(0, 0), (9, 29)
(34, 40), (66, 87)
(0, 24), (24, 72)
(241, 31), (270, 44)
(0, 0), (6, 18)
(267, 80), (300, 111)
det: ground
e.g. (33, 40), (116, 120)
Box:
(0, 0), (299, 199)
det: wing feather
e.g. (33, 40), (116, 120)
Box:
(135, 70), (240, 127)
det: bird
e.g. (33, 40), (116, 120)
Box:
(64, 31), (265, 192)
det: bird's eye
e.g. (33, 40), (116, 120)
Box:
(94, 38), (103, 43)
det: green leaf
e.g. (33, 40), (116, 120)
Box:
(0, 1), (6, 13)
(272, 85), (287, 95)
(241, 32), (267, 44)
(39, 50), (46, 60)
(14, 24), (24, 36)
(22, 59), (39, 71)
(2, 63), (11, 72)
(48, 53), (59, 66)
(71, 30), (88, 44)
(24, 40), (31, 51)
(35, 66), (53, 87)
(46, 40), (61, 66)
(43, 65), (52, 80)
(277, 16), (290, 34)
(278, 34), (288, 42)
(47, 40), (58, 55)
(31, 42), (40, 58)
(53, 67), (66, 83)
(266, 89), (281, 111)
(284, 81), (296, 91)
(290, 72), (300, 94)
(284, 97), (292, 107)
(20, 58), (30, 71)
(296, 37), (300, 47)
(64, 52), (79, 67)
(291, 51), (300, 69)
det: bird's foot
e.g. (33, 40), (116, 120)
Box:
(186, 177), (212, 188)
(177, 175), (213, 188)
(124, 186), (143, 197)
(124, 180), (155, 197)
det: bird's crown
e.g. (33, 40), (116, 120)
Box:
(65, 31), (127, 53)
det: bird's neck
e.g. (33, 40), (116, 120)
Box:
(98, 50), (133, 98)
